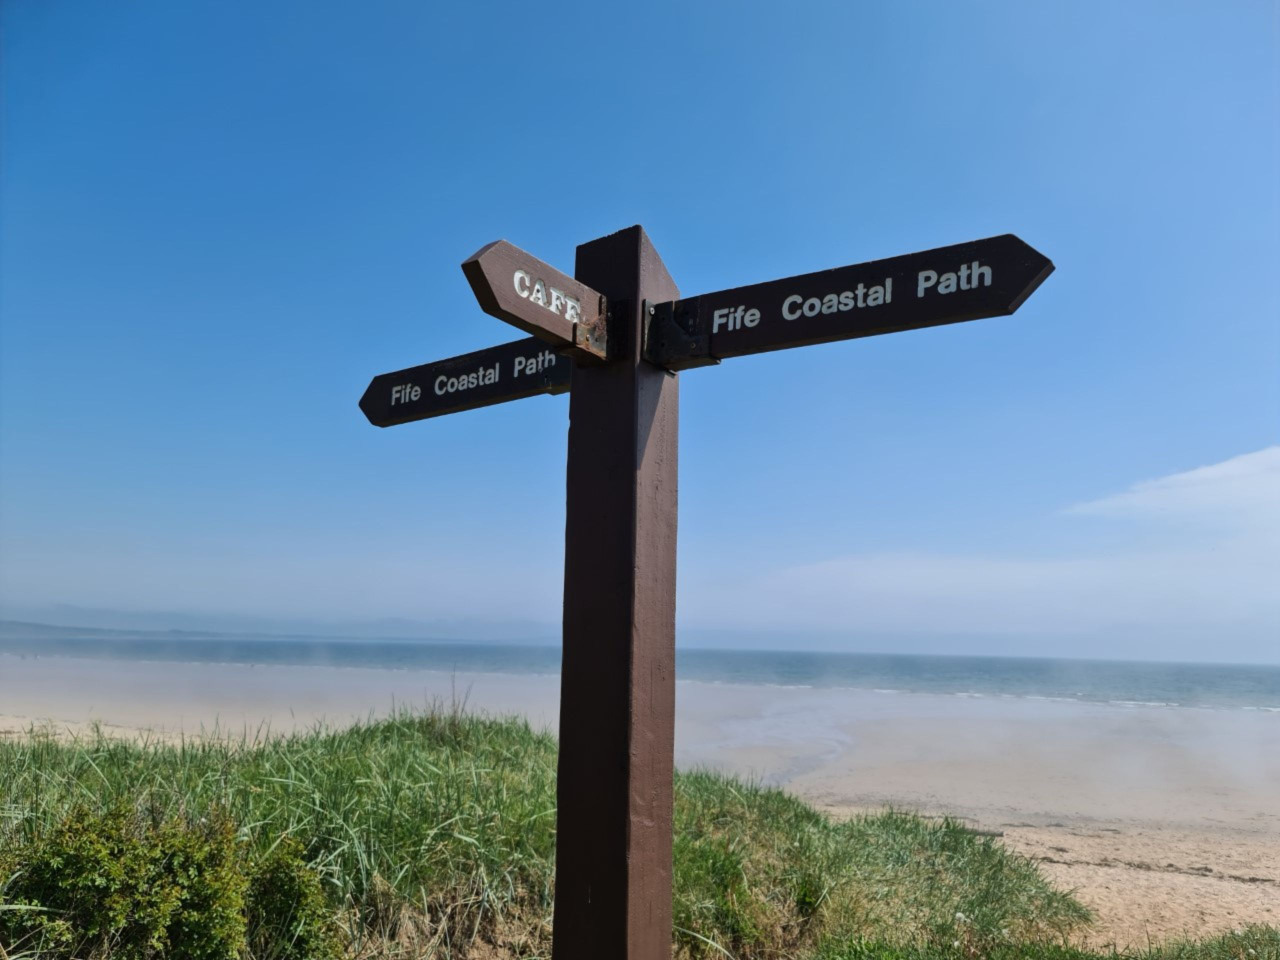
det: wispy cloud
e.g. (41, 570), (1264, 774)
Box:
(1066, 447), (1280, 532)
(682, 448), (1280, 660)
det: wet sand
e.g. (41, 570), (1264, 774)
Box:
(2, 654), (1276, 947)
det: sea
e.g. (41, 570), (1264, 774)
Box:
(1, 632), (1278, 713)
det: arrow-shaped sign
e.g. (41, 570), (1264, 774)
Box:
(359, 337), (571, 427)
(462, 240), (609, 361)
(644, 234), (1053, 370)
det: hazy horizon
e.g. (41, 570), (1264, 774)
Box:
(4, 445), (1278, 665)
(2, 604), (1277, 668)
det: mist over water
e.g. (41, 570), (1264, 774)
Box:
(2, 632), (1277, 712)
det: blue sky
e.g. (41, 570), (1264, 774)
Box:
(1, 1), (1277, 662)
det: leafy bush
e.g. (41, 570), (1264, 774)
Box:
(0, 805), (338, 960)
(0, 804), (246, 959)
(246, 838), (342, 960)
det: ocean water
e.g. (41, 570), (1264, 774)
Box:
(1, 633), (1278, 712)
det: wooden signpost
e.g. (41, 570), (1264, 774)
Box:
(359, 226), (1054, 959)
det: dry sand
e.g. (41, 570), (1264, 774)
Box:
(2, 654), (1276, 948)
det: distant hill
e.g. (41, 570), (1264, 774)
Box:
(0, 618), (554, 646)
(0, 604), (559, 644)
(0, 620), (238, 641)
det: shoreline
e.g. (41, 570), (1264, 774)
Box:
(3, 652), (1278, 715)
(2, 654), (1277, 947)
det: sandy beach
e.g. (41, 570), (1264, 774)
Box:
(1, 654), (1276, 948)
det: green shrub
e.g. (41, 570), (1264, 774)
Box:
(247, 837), (342, 960)
(0, 804), (246, 959)
(0, 803), (342, 960)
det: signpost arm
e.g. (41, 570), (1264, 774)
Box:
(553, 226), (680, 960)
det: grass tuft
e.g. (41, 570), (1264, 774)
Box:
(0, 707), (1272, 958)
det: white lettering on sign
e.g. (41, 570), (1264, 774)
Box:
(433, 363), (500, 396)
(513, 349), (558, 378)
(514, 270), (582, 324)
(917, 261), (992, 297)
(712, 306), (761, 333)
(390, 383), (422, 405)
(780, 278), (893, 322)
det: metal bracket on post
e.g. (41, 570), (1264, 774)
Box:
(572, 292), (612, 363)
(642, 299), (719, 371)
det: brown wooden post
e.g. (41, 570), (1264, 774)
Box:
(553, 225), (680, 959)
(364, 223), (1053, 959)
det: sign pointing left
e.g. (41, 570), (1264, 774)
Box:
(462, 240), (609, 361)
(359, 337), (570, 427)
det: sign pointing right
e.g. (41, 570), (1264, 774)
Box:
(644, 234), (1053, 370)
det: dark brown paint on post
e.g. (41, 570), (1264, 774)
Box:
(554, 226), (679, 960)
(359, 227), (1055, 959)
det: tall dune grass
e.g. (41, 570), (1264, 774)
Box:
(1, 706), (1257, 958)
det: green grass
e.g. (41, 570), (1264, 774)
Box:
(0, 707), (1273, 958)
(814, 926), (1280, 959)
